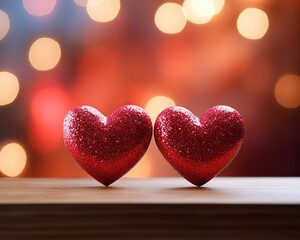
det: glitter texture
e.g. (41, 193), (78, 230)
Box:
(154, 105), (245, 187)
(63, 105), (152, 186)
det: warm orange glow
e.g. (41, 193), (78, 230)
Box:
(274, 74), (300, 109)
(87, 0), (120, 23)
(155, 3), (187, 34)
(124, 154), (152, 178)
(23, 0), (57, 17)
(73, 0), (88, 7)
(30, 86), (70, 152)
(0, 143), (27, 177)
(0, 9), (9, 41)
(0, 71), (19, 106)
(157, 39), (195, 82)
(237, 8), (269, 40)
(29, 37), (61, 71)
(72, 45), (123, 110)
(183, 0), (215, 24)
(145, 96), (176, 124)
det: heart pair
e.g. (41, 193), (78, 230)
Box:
(63, 105), (244, 187)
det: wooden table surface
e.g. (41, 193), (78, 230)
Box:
(0, 177), (299, 239)
(0, 177), (300, 204)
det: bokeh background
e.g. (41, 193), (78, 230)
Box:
(0, 0), (299, 179)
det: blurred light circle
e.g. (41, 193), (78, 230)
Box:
(237, 8), (269, 40)
(155, 3), (187, 34)
(30, 85), (71, 153)
(87, 0), (120, 22)
(0, 9), (10, 40)
(31, 87), (69, 128)
(213, 0), (225, 15)
(0, 71), (19, 106)
(23, 0), (57, 17)
(145, 96), (176, 124)
(274, 74), (300, 109)
(73, 0), (88, 7)
(192, 0), (215, 16)
(29, 37), (61, 71)
(183, 0), (215, 24)
(0, 143), (27, 177)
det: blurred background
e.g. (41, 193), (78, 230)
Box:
(0, 0), (299, 179)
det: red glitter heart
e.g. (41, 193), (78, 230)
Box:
(63, 105), (152, 186)
(154, 106), (245, 187)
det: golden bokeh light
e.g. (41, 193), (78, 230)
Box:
(0, 143), (27, 177)
(155, 3), (187, 34)
(87, 0), (120, 23)
(0, 71), (19, 106)
(274, 74), (300, 109)
(183, 0), (215, 24)
(29, 37), (61, 71)
(124, 154), (152, 178)
(145, 96), (176, 124)
(213, 0), (225, 15)
(0, 9), (10, 41)
(23, 0), (57, 17)
(237, 8), (269, 40)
